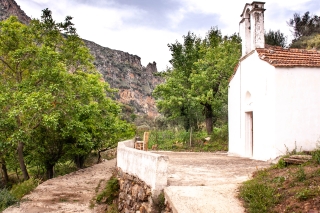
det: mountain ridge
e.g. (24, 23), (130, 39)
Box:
(0, 0), (162, 119)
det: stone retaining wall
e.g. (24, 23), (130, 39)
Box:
(116, 139), (172, 213)
(117, 168), (172, 213)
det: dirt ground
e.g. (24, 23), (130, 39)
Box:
(3, 152), (271, 213)
(3, 159), (116, 213)
(157, 151), (271, 213)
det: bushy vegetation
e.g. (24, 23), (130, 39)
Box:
(147, 124), (228, 152)
(0, 188), (18, 212)
(153, 28), (241, 135)
(239, 170), (280, 213)
(96, 177), (119, 204)
(239, 149), (320, 213)
(0, 9), (134, 187)
(10, 178), (39, 200)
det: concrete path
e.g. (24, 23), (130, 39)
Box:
(154, 152), (270, 213)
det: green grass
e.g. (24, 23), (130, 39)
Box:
(10, 178), (39, 199)
(147, 125), (228, 152)
(239, 147), (320, 213)
(0, 188), (18, 212)
(238, 170), (281, 213)
(96, 177), (119, 204)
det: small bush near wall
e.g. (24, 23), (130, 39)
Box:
(96, 177), (119, 204)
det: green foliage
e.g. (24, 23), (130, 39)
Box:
(10, 178), (39, 199)
(0, 9), (134, 182)
(53, 161), (78, 177)
(295, 188), (317, 201)
(157, 191), (166, 211)
(312, 147), (320, 164)
(106, 203), (119, 213)
(0, 188), (18, 212)
(148, 125), (228, 152)
(288, 11), (320, 41)
(264, 29), (287, 47)
(96, 177), (119, 204)
(288, 11), (320, 48)
(273, 158), (287, 169)
(290, 34), (320, 49)
(153, 28), (241, 134)
(295, 166), (307, 182)
(239, 170), (281, 213)
(211, 125), (228, 143)
(272, 176), (285, 186)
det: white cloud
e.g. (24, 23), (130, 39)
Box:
(15, 0), (320, 71)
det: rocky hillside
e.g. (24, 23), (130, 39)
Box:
(84, 40), (163, 118)
(0, 0), (30, 24)
(0, 0), (163, 119)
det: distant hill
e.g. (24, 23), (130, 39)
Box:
(0, 0), (163, 119)
(84, 40), (163, 118)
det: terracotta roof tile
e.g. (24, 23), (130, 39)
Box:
(256, 45), (320, 67)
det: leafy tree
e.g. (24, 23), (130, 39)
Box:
(191, 29), (241, 134)
(0, 10), (134, 180)
(264, 29), (287, 47)
(154, 28), (241, 135)
(288, 11), (320, 41)
(153, 32), (204, 131)
(287, 11), (320, 49)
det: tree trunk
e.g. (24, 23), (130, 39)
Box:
(17, 141), (29, 180)
(74, 155), (85, 169)
(1, 161), (9, 185)
(46, 164), (54, 179)
(204, 104), (213, 135)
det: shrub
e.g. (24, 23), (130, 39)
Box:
(10, 178), (39, 199)
(312, 149), (320, 164)
(274, 158), (287, 169)
(96, 177), (119, 204)
(157, 191), (165, 211)
(0, 188), (18, 211)
(295, 188), (317, 201)
(106, 203), (118, 213)
(295, 166), (306, 182)
(239, 170), (280, 213)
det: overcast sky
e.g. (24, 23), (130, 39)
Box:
(15, 0), (320, 71)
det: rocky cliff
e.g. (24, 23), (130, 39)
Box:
(84, 40), (163, 118)
(0, 0), (163, 119)
(0, 0), (30, 24)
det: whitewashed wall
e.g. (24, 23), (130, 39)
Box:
(228, 51), (277, 161)
(117, 139), (169, 197)
(229, 52), (320, 161)
(274, 67), (320, 156)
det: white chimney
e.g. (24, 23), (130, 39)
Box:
(240, 2), (266, 56)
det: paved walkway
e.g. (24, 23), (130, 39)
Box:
(153, 151), (270, 213)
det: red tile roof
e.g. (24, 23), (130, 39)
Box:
(229, 45), (320, 82)
(256, 45), (320, 67)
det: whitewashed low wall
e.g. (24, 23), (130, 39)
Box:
(117, 139), (169, 196)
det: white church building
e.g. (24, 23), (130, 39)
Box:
(228, 2), (320, 161)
